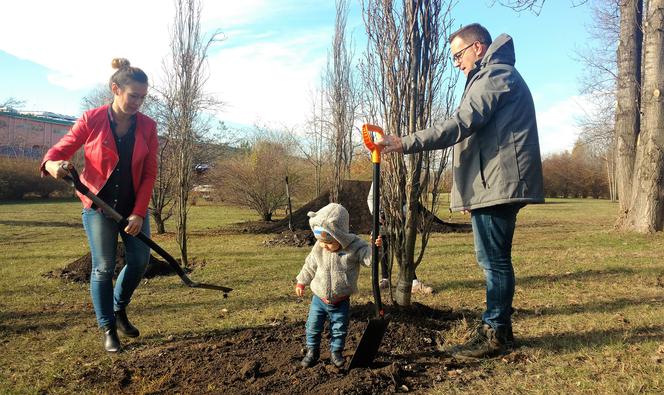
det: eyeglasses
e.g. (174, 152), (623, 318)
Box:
(451, 41), (478, 64)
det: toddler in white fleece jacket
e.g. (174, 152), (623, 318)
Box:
(295, 203), (382, 368)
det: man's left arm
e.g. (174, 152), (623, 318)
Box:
(401, 69), (510, 154)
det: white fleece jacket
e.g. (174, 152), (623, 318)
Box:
(296, 203), (372, 302)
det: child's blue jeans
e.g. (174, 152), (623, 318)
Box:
(305, 295), (350, 352)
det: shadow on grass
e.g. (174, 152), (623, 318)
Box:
(0, 220), (82, 228)
(438, 267), (640, 291)
(521, 323), (664, 352)
(0, 308), (91, 335)
(516, 296), (664, 317)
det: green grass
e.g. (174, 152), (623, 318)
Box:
(1, 198), (663, 393)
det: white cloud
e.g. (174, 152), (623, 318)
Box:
(209, 32), (329, 127)
(1, 0), (332, 126)
(535, 95), (590, 156)
(1, 1), (175, 89)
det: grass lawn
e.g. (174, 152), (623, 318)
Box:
(1, 197), (663, 393)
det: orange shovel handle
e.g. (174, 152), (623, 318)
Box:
(362, 124), (384, 163)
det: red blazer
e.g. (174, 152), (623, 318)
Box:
(41, 105), (159, 219)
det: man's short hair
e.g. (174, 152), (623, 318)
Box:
(449, 23), (492, 46)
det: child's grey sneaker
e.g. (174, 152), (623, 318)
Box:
(330, 350), (345, 368)
(301, 348), (320, 368)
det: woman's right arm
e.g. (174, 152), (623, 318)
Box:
(41, 115), (90, 178)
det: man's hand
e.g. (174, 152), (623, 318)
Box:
(295, 284), (305, 297)
(376, 135), (404, 154)
(124, 215), (143, 236)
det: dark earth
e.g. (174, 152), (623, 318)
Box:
(45, 180), (495, 393)
(68, 303), (527, 394)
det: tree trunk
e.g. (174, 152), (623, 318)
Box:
(394, 262), (415, 306)
(623, 0), (664, 232)
(614, 0), (643, 225)
(153, 209), (167, 234)
(362, 0), (455, 306)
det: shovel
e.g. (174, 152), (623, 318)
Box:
(61, 164), (232, 296)
(348, 124), (389, 369)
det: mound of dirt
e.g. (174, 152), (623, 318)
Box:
(268, 180), (373, 234)
(239, 180), (470, 236)
(263, 230), (315, 248)
(43, 243), (201, 283)
(72, 302), (510, 394)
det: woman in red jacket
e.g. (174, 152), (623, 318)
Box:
(42, 58), (158, 353)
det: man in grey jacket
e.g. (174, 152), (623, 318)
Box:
(378, 23), (544, 359)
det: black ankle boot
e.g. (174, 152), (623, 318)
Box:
(301, 348), (320, 368)
(103, 326), (122, 353)
(115, 309), (140, 337)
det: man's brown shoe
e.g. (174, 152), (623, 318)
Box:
(450, 323), (509, 360)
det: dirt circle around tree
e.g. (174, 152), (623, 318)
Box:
(71, 302), (528, 394)
(46, 181), (481, 392)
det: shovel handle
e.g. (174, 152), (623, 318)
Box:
(362, 124), (384, 164)
(59, 164), (232, 294)
(363, 124), (385, 318)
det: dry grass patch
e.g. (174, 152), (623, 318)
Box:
(1, 198), (663, 393)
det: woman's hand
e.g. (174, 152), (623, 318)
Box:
(44, 160), (70, 179)
(295, 284), (305, 297)
(124, 215), (143, 236)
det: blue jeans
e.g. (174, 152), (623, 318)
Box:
(82, 208), (150, 329)
(305, 295), (350, 352)
(470, 204), (521, 331)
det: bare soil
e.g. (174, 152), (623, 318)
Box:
(262, 229), (315, 248)
(71, 303), (521, 394)
(43, 181), (480, 392)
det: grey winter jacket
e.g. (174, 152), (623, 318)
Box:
(296, 203), (372, 303)
(401, 34), (544, 211)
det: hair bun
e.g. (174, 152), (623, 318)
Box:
(111, 58), (131, 70)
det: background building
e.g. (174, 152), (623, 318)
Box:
(0, 107), (76, 159)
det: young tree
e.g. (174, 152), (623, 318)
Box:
(212, 132), (297, 221)
(489, 0), (588, 15)
(162, 0), (222, 265)
(361, 0), (457, 306)
(80, 85), (113, 111)
(0, 97), (25, 110)
(302, 88), (329, 198)
(576, 0), (620, 201)
(325, 0), (358, 202)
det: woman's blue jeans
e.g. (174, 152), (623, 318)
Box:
(82, 208), (150, 329)
(305, 295), (350, 352)
(470, 204), (521, 331)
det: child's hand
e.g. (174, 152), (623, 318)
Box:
(374, 235), (383, 247)
(295, 284), (305, 297)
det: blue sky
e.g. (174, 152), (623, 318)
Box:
(0, 0), (595, 155)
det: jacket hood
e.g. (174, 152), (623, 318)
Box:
(307, 203), (355, 249)
(480, 33), (515, 67)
